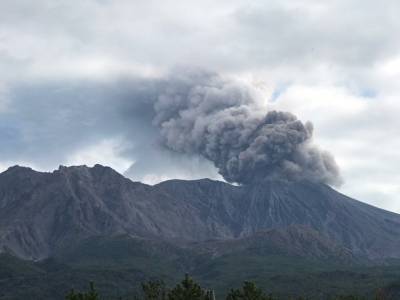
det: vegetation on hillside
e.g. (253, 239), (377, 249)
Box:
(65, 275), (391, 300)
(1, 249), (400, 299)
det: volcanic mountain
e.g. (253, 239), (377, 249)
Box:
(0, 164), (399, 261)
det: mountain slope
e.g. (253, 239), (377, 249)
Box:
(0, 164), (399, 260)
(155, 178), (400, 259)
(190, 225), (353, 262)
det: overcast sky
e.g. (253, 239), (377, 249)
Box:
(1, 0), (400, 212)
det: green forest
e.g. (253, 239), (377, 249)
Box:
(65, 274), (391, 300)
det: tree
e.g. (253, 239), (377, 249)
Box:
(167, 274), (211, 300)
(65, 282), (99, 300)
(226, 281), (275, 300)
(142, 279), (167, 300)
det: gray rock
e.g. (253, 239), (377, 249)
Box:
(0, 164), (399, 260)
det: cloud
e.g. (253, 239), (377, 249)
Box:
(1, 0), (399, 84)
(66, 137), (133, 174)
(125, 149), (221, 185)
(272, 84), (400, 212)
(0, 73), (224, 182)
(0, 0), (399, 211)
(0, 72), (341, 186)
(0, 78), (157, 170)
(0, 84), (9, 112)
(153, 72), (340, 185)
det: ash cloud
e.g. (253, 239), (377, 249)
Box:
(0, 71), (341, 186)
(153, 72), (342, 186)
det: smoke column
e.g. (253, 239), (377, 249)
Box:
(152, 72), (341, 186)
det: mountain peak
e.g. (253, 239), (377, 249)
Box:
(57, 164), (110, 171)
(57, 164), (90, 173)
(4, 165), (35, 173)
(55, 164), (121, 177)
(0, 165), (40, 179)
(0, 163), (399, 261)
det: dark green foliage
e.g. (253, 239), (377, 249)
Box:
(2, 251), (400, 299)
(139, 275), (215, 300)
(62, 276), (393, 300)
(167, 274), (211, 300)
(65, 282), (99, 300)
(142, 280), (167, 300)
(226, 281), (275, 300)
(61, 277), (380, 299)
(334, 296), (364, 300)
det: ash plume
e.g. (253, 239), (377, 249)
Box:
(153, 72), (341, 186)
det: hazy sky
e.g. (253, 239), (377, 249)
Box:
(1, 0), (400, 212)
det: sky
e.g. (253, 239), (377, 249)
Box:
(0, 0), (400, 212)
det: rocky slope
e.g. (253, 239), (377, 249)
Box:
(0, 164), (399, 260)
(190, 225), (353, 262)
(156, 178), (400, 260)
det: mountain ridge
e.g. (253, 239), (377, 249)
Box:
(0, 164), (399, 261)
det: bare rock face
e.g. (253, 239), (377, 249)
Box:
(156, 179), (400, 260)
(189, 225), (354, 262)
(0, 164), (399, 260)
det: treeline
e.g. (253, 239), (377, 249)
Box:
(65, 274), (384, 300)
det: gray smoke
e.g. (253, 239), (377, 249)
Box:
(153, 72), (342, 186)
(0, 71), (341, 186)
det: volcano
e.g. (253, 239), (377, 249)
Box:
(0, 164), (399, 261)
